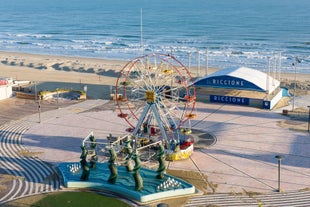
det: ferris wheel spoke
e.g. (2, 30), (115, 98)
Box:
(157, 99), (183, 121)
(130, 88), (145, 96)
(130, 80), (148, 91)
(156, 106), (174, 130)
(159, 76), (175, 89)
(128, 76), (152, 93)
(132, 71), (154, 91)
(155, 63), (173, 85)
(156, 104), (180, 130)
(160, 100), (183, 119)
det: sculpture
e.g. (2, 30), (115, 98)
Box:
(132, 153), (143, 191)
(124, 136), (134, 172)
(156, 143), (166, 179)
(80, 145), (88, 160)
(89, 134), (97, 149)
(80, 145), (90, 180)
(89, 134), (98, 168)
(89, 154), (98, 168)
(108, 147), (118, 184)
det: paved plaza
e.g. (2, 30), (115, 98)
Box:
(22, 100), (310, 194)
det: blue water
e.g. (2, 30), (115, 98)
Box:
(0, 0), (309, 73)
(58, 162), (194, 198)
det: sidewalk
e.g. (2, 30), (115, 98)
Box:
(22, 100), (310, 193)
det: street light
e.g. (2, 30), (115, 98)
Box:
(205, 48), (209, 76)
(38, 99), (41, 123)
(56, 88), (59, 109)
(187, 51), (191, 72)
(307, 106), (310, 132)
(197, 50), (201, 78)
(275, 155), (283, 192)
(292, 57), (301, 111)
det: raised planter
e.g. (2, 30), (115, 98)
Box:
(282, 109), (288, 115)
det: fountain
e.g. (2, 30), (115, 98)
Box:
(58, 161), (195, 203)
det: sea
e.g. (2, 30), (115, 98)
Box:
(0, 0), (309, 73)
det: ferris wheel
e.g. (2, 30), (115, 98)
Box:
(115, 53), (196, 143)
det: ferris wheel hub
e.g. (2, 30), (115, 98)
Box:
(145, 90), (156, 103)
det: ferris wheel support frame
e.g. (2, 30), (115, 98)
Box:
(132, 102), (169, 141)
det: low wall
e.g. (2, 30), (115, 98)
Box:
(16, 91), (35, 99)
(270, 89), (283, 109)
(0, 85), (13, 100)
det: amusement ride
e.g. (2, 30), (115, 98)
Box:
(114, 53), (197, 161)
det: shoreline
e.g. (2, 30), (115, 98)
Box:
(1, 50), (309, 99)
(1, 50), (310, 78)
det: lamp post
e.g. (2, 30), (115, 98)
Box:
(197, 50), (201, 78)
(307, 106), (310, 132)
(292, 63), (296, 111)
(205, 48), (209, 76)
(56, 88), (59, 109)
(34, 81), (37, 101)
(267, 56), (271, 95)
(187, 52), (191, 72)
(38, 99), (41, 123)
(275, 155), (283, 192)
(292, 57), (301, 111)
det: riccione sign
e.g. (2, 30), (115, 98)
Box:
(195, 76), (264, 92)
(210, 95), (250, 106)
(210, 78), (245, 87)
(205, 77), (262, 91)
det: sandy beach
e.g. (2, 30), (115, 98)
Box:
(1, 51), (309, 100)
(1, 50), (310, 127)
(1, 51), (310, 81)
(0, 51), (127, 99)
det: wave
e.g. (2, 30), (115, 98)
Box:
(0, 31), (309, 74)
(16, 41), (32, 45)
(286, 45), (310, 50)
(11, 33), (52, 39)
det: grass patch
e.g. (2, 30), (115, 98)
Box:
(166, 169), (215, 194)
(299, 187), (310, 192)
(18, 149), (44, 157)
(229, 189), (263, 198)
(0, 174), (23, 182)
(3, 192), (130, 207)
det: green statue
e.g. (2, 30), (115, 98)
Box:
(124, 137), (134, 172)
(89, 134), (98, 168)
(80, 159), (90, 180)
(80, 145), (90, 181)
(89, 154), (98, 168)
(156, 143), (166, 179)
(80, 145), (88, 160)
(132, 153), (143, 191)
(89, 134), (97, 149)
(108, 147), (118, 184)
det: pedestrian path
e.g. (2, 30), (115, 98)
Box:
(0, 100), (107, 204)
(0, 120), (60, 204)
(1, 100), (310, 206)
(24, 99), (107, 124)
(184, 190), (310, 207)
